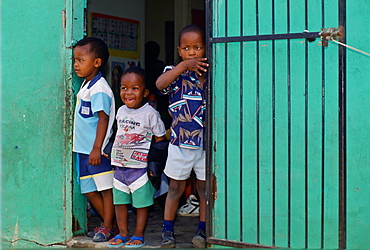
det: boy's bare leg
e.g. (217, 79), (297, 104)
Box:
(107, 204), (129, 245)
(191, 179), (206, 248)
(127, 207), (148, 246)
(196, 180), (206, 222)
(84, 191), (105, 221)
(101, 188), (115, 229)
(164, 179), (187, 220)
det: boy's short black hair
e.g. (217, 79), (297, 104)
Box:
(122, 67), (148, 89)
(75, 37), (109, 67)
(178, 24), (205, 45)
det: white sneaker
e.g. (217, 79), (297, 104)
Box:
(177, 194), (200, 217)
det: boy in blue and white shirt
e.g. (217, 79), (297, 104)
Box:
(73, 37), (116, 242)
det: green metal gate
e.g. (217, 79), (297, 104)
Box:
(206, 0), (347, 248)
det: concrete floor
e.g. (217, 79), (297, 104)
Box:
(68, 207), (199, 248)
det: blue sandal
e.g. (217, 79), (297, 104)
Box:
(125, 236), (145, 248)
(106, 234), (130, 248)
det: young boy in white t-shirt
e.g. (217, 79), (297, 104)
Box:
(107, 67), (166, 248)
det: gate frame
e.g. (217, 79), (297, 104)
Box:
(338, 0), (346, 248)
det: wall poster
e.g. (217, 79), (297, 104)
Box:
(90, 12), (140, 60)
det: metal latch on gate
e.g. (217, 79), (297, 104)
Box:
(319, 27), (343, 47)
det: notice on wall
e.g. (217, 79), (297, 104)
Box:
(90, 12), (140, 59)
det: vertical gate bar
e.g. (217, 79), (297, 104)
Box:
(287, 0), (291, 247)
(240, 0), (258, 244)
(338, 0), (346, 248)
(320, 0), (325, 248)
(255, 0), (261, 244)
(304, 0), (309, 248)
(224, 0), (229, 239)
(205, 0), (213, 244)
(306, 0), (325, 246)
(271, 0), (276, 246)
(273, 2), (289, 247)
(322, 2), (340, 247)
(212, 0), (228, 240)
(239, 0), (244, 242)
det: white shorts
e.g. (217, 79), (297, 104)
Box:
(164, 144), (206, 181)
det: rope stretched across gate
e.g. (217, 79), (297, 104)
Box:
(330, 38), (370, 57)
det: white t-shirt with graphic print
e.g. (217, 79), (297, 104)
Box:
(111, 102), (166, 169)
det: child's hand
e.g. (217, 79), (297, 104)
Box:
(156, 58), (209, 90)
(103, 152), (110, 160)
(182, 58), (209, 76)
(89, 147), (102, 165)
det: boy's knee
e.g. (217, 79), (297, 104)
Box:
(168, 180), (185, 198)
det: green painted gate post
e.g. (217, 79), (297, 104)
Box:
(65, 0), (88, 236)
(1, 0), (86, 247)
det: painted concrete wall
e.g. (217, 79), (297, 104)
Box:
(1, 0), (76, 247)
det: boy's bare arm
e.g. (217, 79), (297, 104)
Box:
(89, 111), (109, 165)
(156, 58), (208, 90)
(154, 135), (165, 142)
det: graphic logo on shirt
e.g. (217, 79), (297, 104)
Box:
(78, 100), (94, 118)
(81, 106), (90, 115)
(113, 158), (140, 167)
(114, 133), (145, 146)
(112, 148), (140, 167)
(145, 132), (153, 141)
(118, 117), (141, 132)
(131, 151), (148, 162)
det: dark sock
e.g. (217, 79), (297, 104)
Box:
(163, 220), (175, 233)
(197, 221), (206, 232)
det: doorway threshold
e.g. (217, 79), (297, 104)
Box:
(67, 208), (198, 248)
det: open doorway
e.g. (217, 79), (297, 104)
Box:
(80, 0), (205, 245)
(85, 0), (205, 125)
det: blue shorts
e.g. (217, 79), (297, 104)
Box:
(113, 167), (154, 208)
(77, 153), (114, 194)
(164, 144), (206, 181)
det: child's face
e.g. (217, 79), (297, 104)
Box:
(177, 31), (205, 61)
(73, 45), (101, 82)
(120, 73), (149, 109)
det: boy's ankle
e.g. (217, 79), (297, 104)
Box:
(162, 220), (175, 233)
(102, 223), (113, 229)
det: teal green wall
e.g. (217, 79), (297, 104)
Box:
(0, 0), (84, 247)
